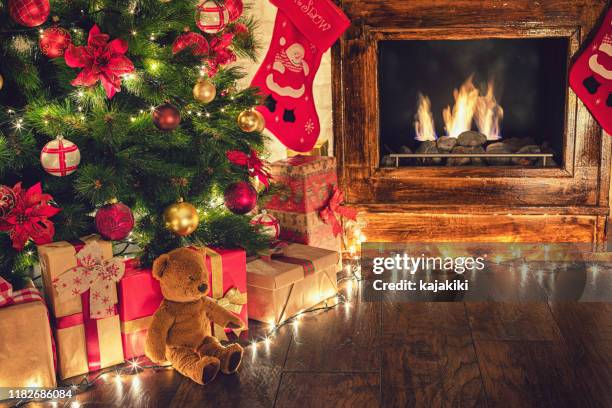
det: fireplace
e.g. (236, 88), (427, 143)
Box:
(332, 0), (611, 243)
(379, 38), (567, 168)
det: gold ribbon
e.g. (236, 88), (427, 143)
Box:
(213, 287), (247, 341)
(120, 315), (153, 334)
(206, 247), (247, 341)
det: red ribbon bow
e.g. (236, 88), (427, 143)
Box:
(205, 33), (237, 77)
(319, 186), (357, 237)
(226, 149), (271, 188)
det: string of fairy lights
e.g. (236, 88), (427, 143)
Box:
(11, 258), (364, 407)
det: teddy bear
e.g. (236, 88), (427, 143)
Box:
(145, 247), (245, 385)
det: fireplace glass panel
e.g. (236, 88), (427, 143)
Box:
(378, 38), (568, 167)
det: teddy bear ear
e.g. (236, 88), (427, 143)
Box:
(152, 254), (170, 280)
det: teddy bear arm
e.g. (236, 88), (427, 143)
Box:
(145, 306), (175, 363)
(203, 298), (245, 329)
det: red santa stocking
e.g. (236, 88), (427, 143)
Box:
(251, 0), (349, 152)
(570, 8), (612, 134)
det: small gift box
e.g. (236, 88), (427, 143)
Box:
(117, 259), (163, 360)
(266, 156), (355, 252)
(38, 236), (125, 379)
(0, 278), (56, 388)
(247, 243), (341, 324)
(202, 247), (248, 341)
(287, 140), (329, 158)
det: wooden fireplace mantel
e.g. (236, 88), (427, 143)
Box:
(332, 0), (611, 243)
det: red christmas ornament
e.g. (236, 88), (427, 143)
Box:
(95, 202), (135, 241)
(172, 31), (209, 56)
(39, 26), (72, 58)
(224, 181), (257, 215)
(0, 182), (60, 251)
(225, 0), (243, 23)
(40, 136), (81, 177)
(0, 185), (17, 220)
(8, 0), (50, 27)
(152, 103), (181, 131)
(196, 0), (229, 34)
(231, 23), (249, 38)
(250, 210), (280, 239)
(64, 25), (134, 99)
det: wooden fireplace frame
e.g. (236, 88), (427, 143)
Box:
(332, 0), (611, 243)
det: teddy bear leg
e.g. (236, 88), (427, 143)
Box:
(167, 346), (221, 384)
(198, 336), (244, 375)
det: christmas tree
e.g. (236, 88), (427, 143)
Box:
(0, 0), (271, 286)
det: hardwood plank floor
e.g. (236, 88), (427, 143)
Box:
(19, 269), (611, 408)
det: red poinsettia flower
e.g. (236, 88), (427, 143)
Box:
(205, 33), (237, 77)
(0, 183), (61, 251)
(64, 25), (135, 99)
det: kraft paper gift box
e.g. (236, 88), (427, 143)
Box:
(0, 278), (56, 388)
(117, 259), (163, 360)
(266, 155), (350, 252)
(38, 236), (125, 379)
(246, 243), (341, 324)
(202, 247), (249, 340)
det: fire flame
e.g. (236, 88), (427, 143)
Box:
(414, 76), (503, 141)
(414, 93), (437, 141)
(442, 76), (479, 138)
(475, 80), (504, 140)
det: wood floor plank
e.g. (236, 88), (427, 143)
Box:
(275, 372), (380, 408)
(169, 321), (292, 408)
(548, 303), (612, 343)
(72, 366), (183, 408)
(466, 302), (563, 341)
(381, 303), (486, 407)
(283, 283), (381, 372)
(475, 340), (589, 408)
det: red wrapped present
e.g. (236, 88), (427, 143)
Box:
(202, 247), (248, 341)
(117, 259), (163, 360)
(38, 236), (125, 379)
(265, 156), (355, 252)
(0, 277), (57, 387)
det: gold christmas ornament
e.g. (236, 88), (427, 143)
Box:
(163, 199), (200, 236)
(193, 78), (216, 104)
(237, 109), (265, 133)
(0, 74), (3, 90)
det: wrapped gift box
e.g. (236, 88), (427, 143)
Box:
(0, 279), (56, 388)
(202, 247), (248, 341)
(265, 155), (343, 252)
(247, 243), (341, 324)
(287, 139), (329, 158)
(117, 259), (163, 360)
(38, 236), (124, 379)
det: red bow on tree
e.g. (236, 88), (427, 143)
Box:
(0, 183), (61, 251)
(64, 25), (135, 99)
(319, 186), (357, 237)
(226, 149), (270, 187)
(205, 33), (236, 77)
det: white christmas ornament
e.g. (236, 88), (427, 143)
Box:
(250, 210), (280, 240)
(195, 0), (230, 34)
(40, 135), (81, 176)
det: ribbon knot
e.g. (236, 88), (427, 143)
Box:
(53, 241), (125, 319)
(226, 149), (271, 188)
(213, 287), (247, 341)
(318, 186), (357, 237)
